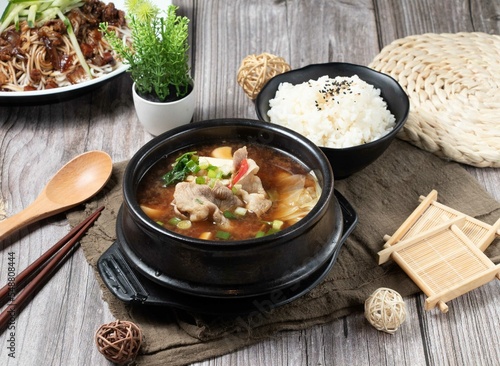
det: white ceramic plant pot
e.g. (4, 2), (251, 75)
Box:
(132, 82), (196, 136)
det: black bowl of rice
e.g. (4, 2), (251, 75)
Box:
(255, 62), (410, 179)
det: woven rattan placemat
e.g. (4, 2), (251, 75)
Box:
(369, 32), (500, 168)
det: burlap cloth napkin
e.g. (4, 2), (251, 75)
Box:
(67, 139), (500, 366)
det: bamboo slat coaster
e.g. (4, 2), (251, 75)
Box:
(378, 191), (500, 313)
(383, 190), (500, 251)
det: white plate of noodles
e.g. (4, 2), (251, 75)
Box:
(0, 0), (170, 103)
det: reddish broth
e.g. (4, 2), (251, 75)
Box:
(137, 142), (317, 241)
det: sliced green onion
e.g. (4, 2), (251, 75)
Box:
(223, 210), (237, 219)
(231, 184), (242, 194)
(177, 220), (192, 230)
(216, 230), (231, 240)
(255, 230), (265, 238)
(185, 159), (200, 173)
(266, 228), (279, 236)
(167, 217), (182, 226)
(272, 220), (284, 230)
(207, 169), (217, 179)
(156, 221), (164, 226)
(195, 176), (205, 184)
(234, 207), (247, 216)
(198, 159), (209, 170)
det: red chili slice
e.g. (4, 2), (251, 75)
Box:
(230, 159), (249, 188)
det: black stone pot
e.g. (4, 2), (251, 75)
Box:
(114, 118), (343, 299)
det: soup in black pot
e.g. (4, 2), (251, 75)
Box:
(137, 142), (321, 241)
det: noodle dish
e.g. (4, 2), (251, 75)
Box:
(0, 0), (169, 100)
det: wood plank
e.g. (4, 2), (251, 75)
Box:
(420, 281), (500, 366)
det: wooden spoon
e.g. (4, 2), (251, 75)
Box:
(0, 151), (113, 241)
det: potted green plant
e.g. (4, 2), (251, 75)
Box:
(100, 1), (195, 135)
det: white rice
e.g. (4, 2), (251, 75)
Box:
(267, 75), (396, 148)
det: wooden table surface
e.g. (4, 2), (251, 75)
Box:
(1, 0), (499, 365)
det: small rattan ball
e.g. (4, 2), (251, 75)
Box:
(95, 320), (143, 365)
(364, 288), (407, 334)
(237, 52), (291, 100)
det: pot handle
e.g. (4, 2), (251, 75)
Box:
(97, 240), (202, 308)
(334, 189), (358, 245)
(97, 242), (150, 304)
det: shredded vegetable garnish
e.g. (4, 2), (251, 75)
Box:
(0, 0), (84, 34)
(0, 0), (129, 92)
(0, 0), (91, 77)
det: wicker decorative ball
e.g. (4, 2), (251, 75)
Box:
(364, 288), (407, 334)
(95, 320), (143, 365)
(237, 52), (291, 100)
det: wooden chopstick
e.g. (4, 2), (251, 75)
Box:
(0, 206), (104, 330)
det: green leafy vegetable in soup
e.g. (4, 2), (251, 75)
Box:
(137, 143), (321, 241)
(162, 151), (199, 186)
